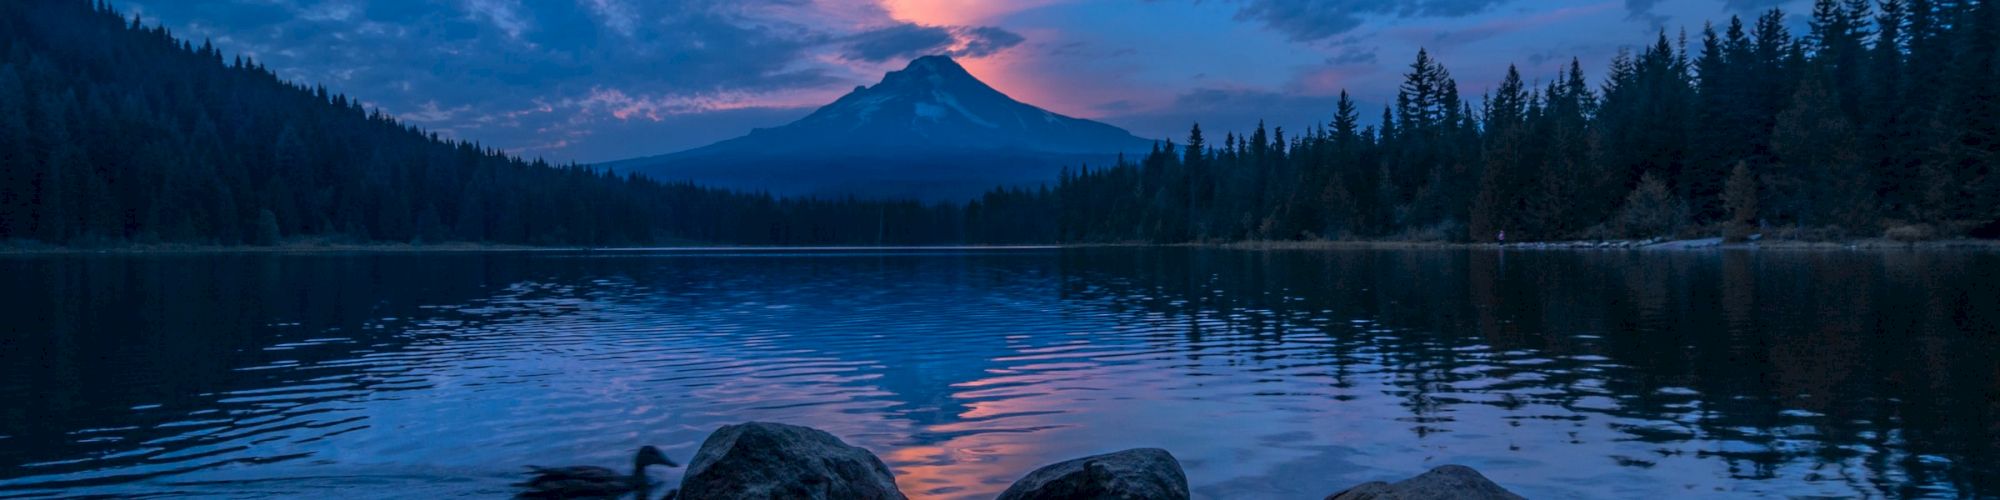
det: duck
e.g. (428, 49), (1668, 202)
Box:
(516, 445), (681, 499)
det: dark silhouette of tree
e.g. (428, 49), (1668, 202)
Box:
(1723, 162), (1759, 241)
(250, 208), (280, 246)
(0, 64), (29, 238)
(1471, 65), (1533, 241)
(1617, 172), (1687, 238)
(1771, 70), (1875, 233)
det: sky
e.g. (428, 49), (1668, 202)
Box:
(119, 0), (1813, 164)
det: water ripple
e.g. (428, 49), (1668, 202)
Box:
(0, 249), (1995, 498)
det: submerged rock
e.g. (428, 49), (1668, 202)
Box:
(1325, 465), (1523, 500)
(996, 448), (1190, 500)
(678, 422), (906, 500)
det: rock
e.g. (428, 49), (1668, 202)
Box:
(997, 448), (1190, 500)
(1325, 465), (1524, 500)
(678, 422), (906, 500)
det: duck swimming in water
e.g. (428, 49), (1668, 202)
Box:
(517, 445), (680, 499)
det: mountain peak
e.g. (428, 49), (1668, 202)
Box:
(604, 55), (1155, 200)
(907, 54), (963, 70)
(897, 54), (970, 78)
(702, 54), (1152, 155)
(873, 54), (983, 93)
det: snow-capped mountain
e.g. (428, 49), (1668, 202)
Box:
(601, 55), (1155, 200)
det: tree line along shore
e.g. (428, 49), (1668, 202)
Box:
(1, 1), (1995, 249)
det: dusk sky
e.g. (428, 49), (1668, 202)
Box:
(122, 0), (1813, 164)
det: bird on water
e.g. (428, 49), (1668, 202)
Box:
(517, 445), (680, 499)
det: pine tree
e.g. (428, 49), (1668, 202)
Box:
(1868, 0), (1918, 215)
(251, 208), (280, 246)
(414, 204), (445, 244)
(269, 123), (306, 232)
(1471, 65), (1532, 241)
(1771, 71), (1875, 231)
(0, 64), (27, 239)
(1692, 22), (1745, 221)
(1617, 172), (1686, 238)
(1922, 0), (2000, 225)
(31, 89), (76, 244)
(1332, 91), (1359, 144)
(1398, 49), (1449, 132)
(1723, 162), (1759, 241)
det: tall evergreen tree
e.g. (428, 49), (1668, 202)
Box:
(1771, 71), (1875, 231)
(1471, 65), (1533, 240)
(0, 64), (28, 239)
(1723, 161), (1760, 241)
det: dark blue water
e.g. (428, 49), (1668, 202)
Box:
(1, 248), (1995, 498)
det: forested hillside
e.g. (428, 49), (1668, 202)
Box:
(0, 1), (1046, 247)
(1057, 0), (1999, 243)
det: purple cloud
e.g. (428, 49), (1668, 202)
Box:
(1233, 0), (1513, 42)
(841, 23), (1026, 63)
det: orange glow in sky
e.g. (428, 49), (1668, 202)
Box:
(876, 0), (1068, 26)
(870, 1), (1089, 116)
(952, 54), (1067, 115)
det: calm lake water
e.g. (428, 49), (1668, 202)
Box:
(1, 248), (1996, 499)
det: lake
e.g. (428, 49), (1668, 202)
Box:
(1, 248), (1995, 498)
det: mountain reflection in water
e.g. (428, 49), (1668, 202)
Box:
(0, 248), (1994, 498)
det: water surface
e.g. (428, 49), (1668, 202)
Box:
(1, 248), (1995, 498)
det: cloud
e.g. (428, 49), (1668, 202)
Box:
(1624, 0), (1669, 27)
(952, 26), (1025, 58)
(299, 2), (359, 22)
(461, 0), (531, 40)
(1418, 3), (1616, 47)
(123, 0), (872, 161)
(579, 0), (638, 38)
(401, 100), (473, 122)
(1232, 0), (1511, 42)
(1327, 45), (1377, 66)
(1723, 0), (1795, 13)
(572, 87), (826, 121)
(843, 24), (956, 62)
(840, 23), (1025, 62)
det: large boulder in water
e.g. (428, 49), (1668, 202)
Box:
(1325, 465), (1523, 500)
(996, 448), (1190, 500)
(678, 422), (906, 500)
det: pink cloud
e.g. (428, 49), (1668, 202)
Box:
(877, 0), (1073, 25)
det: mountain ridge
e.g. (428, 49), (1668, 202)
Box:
(603, 55), (1155, 200)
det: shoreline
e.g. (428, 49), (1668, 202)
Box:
(0, 241), (572, 256)
(6, 238), (1999, 256)
(0, 242), (1080, 256)
(1216, 237), (2000, 252)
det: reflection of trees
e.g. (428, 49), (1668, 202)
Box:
(5, 249), (1993, 496)
(0, 253), (645, 485)
(0, 252), (1063, 492)
(1055, 247), (2000, 496)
